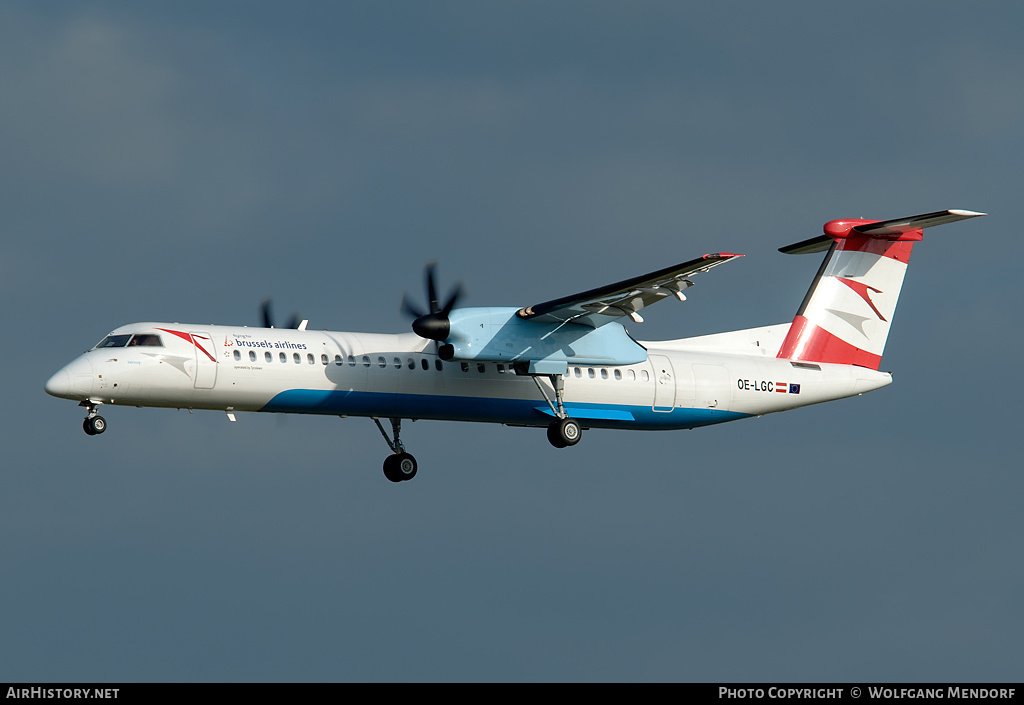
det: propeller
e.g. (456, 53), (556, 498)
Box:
(260, 298), (302, 329)
(401, 262), (464, 341)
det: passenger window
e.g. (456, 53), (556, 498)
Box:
(435, 360), (443, 371)
(588, 368), (595, 379)
(600, 369), (608, 379)
(628, 369), (636, 381)
(348, 355), (356, 366)
(294, 353), (301, 364)
(362, 356), (371, 367)
(421, 359), (428, 370)
(377, 356), (386, 368)
(393, 357), (401, 369)
(335, 355), (343, 365)
(249, 350), (257, 362)
(233, 349), (241, 361)
(641, 370), (649, 382)
(265, 352), (272, 363)
(477, 363), (485, 373)
(614, 369), (622, 380)
(321, 354), (329, 365)
(574, 367), (581, 378)
(407, 358), (415, 370)
(280, 352), (287, 363)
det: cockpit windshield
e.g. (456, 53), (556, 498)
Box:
(94, 333), (163, 349)
(127, 334), (163, 347)
(95, 334), (132, 349)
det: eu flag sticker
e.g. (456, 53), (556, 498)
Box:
(789, 383), (800, 394)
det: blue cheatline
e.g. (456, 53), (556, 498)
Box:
(260, 389), (750, 430)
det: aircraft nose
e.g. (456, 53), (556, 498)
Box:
(45, 357), (94, 399)
(45, 369), (71, 397)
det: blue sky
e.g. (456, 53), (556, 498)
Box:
(2, 2), (1022, 681)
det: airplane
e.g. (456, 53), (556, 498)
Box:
(45, 209), (984, 482)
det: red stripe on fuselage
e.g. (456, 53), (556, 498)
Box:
(156, 328), (218, 362)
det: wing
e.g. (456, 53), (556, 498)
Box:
(515, 253), (743, 327)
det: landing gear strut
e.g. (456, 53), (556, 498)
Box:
(530, 372), (583, 449)
(373, 417), (418, 482)
(80, 401), (106, 436)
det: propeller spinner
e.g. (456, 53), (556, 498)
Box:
(401, 263), (463, 341)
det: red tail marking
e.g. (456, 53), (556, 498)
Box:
(836, 278), (887, 322)
(777, 315), (883, 370)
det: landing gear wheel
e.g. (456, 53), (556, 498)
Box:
(547, 417), (581, 448)
(83, 416), (106, 436)
(383, 452), (418, 482)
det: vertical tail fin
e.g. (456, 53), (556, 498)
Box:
(777, 209), (985, 369)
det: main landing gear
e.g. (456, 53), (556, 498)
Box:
(373, 417), (418, 483)
(547, 416), (581, 448)
(81, 401), (106, 436)
(530, 372), (583, 449)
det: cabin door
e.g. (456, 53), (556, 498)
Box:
(650, 354), (676, 412)
(190, 331), (218, 389)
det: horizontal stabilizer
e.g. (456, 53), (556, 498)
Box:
(780, 209), (986, 254)
(854, 209), (986, 237)
(779, 235), (832, 255)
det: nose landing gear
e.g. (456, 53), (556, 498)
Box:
(80, 401), (106, 436)
(83, 416), (107, 435)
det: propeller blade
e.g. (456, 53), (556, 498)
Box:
(260, 298), (302, 328)
(401, 293), (426, 319)
(260, 299), (273, 328)
(426, 262), (440, 314)
(440, 283), (464, 317)
(402, 261), (465, 340)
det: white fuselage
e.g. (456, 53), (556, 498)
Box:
(46, 322), (892, 431)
